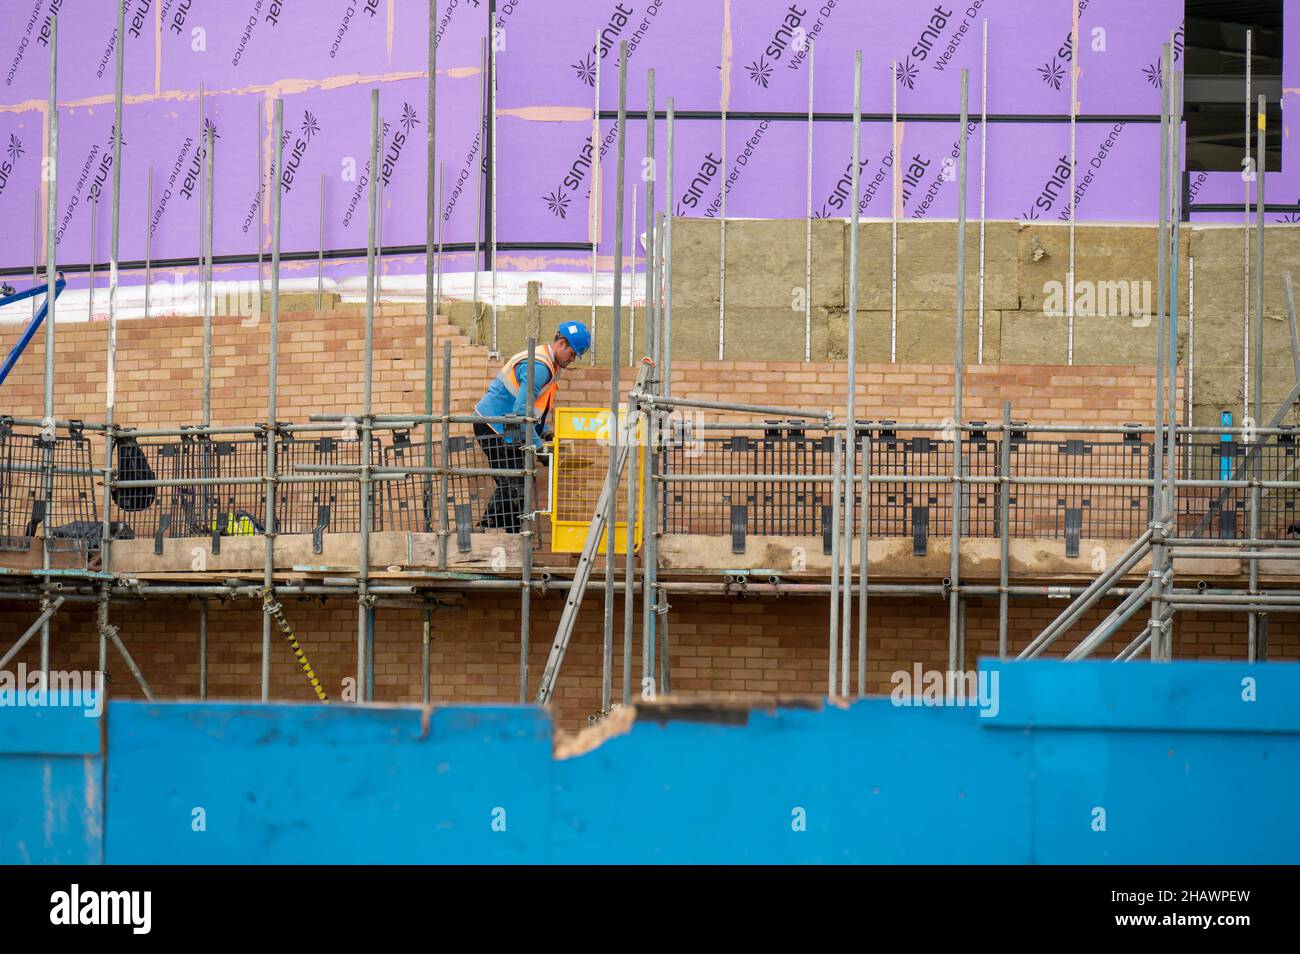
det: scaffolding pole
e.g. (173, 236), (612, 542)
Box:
(263, 98), (284, 702)
(1251, 90), (1267, 660)
(605, 41), (629, 711)
(642, 349), (661, 698)
(827, 432), (842, 697)
(424, 2), (439, 701)
(99, 0), (126, 690)
(590, 27), (600, 365)
(358, 89), (380, 700)
(520, 338), (535, 701)
(1148, 44), (1172, 662)
(804, 39), (814, 362)
(997, 402), (1012, 659)
(40, 15), (58, 678)
(840, 51), (862, 696)
(948, 70), (970, 672)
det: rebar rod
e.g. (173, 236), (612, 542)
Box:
(472, 37), (486, 344)
(857, 421), (869, 696)
(623, 398), (638, 705)
(977, 19), (987, 364)
(144, 168), (152, 319)
(890, 58), (899, 362)
(490, 29), (498, 353)
(645, 69), (655, 364)
(1243, 30), (1252, 430)
(664, 98), (674, 397)
(804, 39), (814, 361)
(317, 174), (326, 308)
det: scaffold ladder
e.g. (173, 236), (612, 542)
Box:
(536, 362), (651, 705)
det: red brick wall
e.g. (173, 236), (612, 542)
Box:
(0, 593), (1291, 731)
(0, 306), (1162, 429)
(0, 306), (1243, 731)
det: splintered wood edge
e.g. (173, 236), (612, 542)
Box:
(552, 693), (826, 760)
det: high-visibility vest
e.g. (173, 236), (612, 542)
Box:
(474, 344), (560, 441)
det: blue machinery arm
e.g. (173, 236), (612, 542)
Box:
(0, 276), (66, 388)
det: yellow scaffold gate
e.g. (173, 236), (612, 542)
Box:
(550, 407), (644, 554)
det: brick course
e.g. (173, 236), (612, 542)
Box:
(0, 305), (1264, 732)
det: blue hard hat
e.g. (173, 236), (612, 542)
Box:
(558, 321), (591, 357)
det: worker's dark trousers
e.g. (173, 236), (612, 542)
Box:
(474, 422), (525, 532)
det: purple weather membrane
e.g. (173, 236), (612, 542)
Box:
(1188, 169), (1300, 210)
(0, 108), (43, 253)
(392, 0), (491, 72)
(518, 111), (1162, 252)
(0, 0), (1292, 277)
(159, 0), (391, 92)
(495, 0), (725, 112)
(1, 0), (157, 105)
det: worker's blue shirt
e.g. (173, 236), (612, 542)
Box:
(474, 360), (553, 448)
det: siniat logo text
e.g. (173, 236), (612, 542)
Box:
(747, 4), (807, 87)
(179, 119), (217, 200)
(548, 135), (596, 219)
(126, 0), (153, 39)
(87, 125), (126, 203)
(820, 157), (870, 215)
(676, 151), (722, 216)
(1022, 154), (1073, 220)
(0, 133), (23, 198)
(906, 5), (953, 65)
(595, 3), (635, 59)
(168, 0), (195, 35)
(36, 0), (65, 47)
(380, 103), (419, 187)
(279, 109), (319, 194)
(572, 2), (663, 87)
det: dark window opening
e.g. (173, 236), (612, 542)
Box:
(1184, 0), (1283, 172)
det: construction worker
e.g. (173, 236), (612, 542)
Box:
(473, 321), (590, 531)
